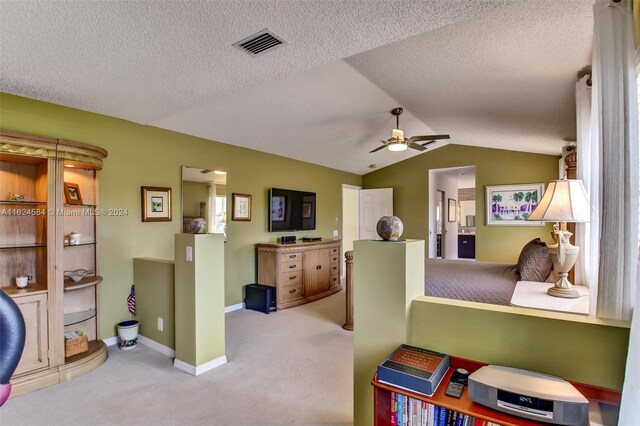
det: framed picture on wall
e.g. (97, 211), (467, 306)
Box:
(447, 198), (456, 222)
(232, 193), (252, 221)
(141, 186), (172, 222)
(485, 183), (544, 226)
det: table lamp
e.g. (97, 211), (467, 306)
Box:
(527, 178), (590, 298)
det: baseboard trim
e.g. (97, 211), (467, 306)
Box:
(103, 336), (118, 347)
(225, 303), (244, 313)
(138, 335), (176, 358)
(173, 355), (228, 376)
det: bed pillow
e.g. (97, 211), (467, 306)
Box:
(517, 238), (553, 282)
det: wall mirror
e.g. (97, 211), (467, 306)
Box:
(181, 166), (227, 236)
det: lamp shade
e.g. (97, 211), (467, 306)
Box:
(527, 179), (590, 222)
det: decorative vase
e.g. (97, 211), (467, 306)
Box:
(190, 218), (207, 234)
(116, 320), (139, 350)
(376, 216), (404, 241)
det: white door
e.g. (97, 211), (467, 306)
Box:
(358, 188), (393, 239)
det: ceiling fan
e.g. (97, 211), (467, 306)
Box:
(370, 107), (450, 153)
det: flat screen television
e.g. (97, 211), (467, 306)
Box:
(268, 188), (316, 232)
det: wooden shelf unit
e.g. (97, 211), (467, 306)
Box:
(0, 130), (108, 397)
(372, 356), (621, 426)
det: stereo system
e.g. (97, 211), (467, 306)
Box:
(468, 365), (588, 425)
(280, 236), (296, 244)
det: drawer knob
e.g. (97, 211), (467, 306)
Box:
(289, 275), (296, 280)
(289, 265), (296, 269)
(289, 289), (296, 294)
(289, 255), (296, 258)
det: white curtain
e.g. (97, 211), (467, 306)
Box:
(575, 76), (599, 315)
(592, 0), (639, 321)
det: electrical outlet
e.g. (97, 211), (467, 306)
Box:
(186, 246), (193, 262)
(157, 317), (163, 331)
(333, 229), (339, 237)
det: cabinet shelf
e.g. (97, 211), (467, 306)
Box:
(64, 275), (103, 291)
(64, 309), (96, 326)
(64, 203), (97, 208)
(0, 200), (47, 205)
(63, 242), (96, 247)
(0, 243), (46, 249)
(3, 283), (47, 297)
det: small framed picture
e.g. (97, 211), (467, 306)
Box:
(232, 193), (252, 221)
(141, 186), (172, 222)
(64, 182), (83, 205)
(486, 183), (545, 226)
(448, 198), (456, 223)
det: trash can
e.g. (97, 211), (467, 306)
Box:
(116, 320), (139, 350)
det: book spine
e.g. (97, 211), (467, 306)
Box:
(447, 410), (454, 426)
(439, 407), (447, 426)
(397, 393), (403, 426)
(455, 413), (463, 426)
(390, 392), (397, 425)
(427, 404), (434, 426)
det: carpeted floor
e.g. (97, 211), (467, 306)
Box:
(1, 291), (353, 426)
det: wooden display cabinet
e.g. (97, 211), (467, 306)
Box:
(0, 130), (108, 396)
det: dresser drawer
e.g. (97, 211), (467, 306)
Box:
(330, 254), (339, 264)
(282, 284), (304, 302)
(330, 263), (339, 275)
(282, 260), (302, 272)
(282, 252), (302, 262)
(329, 274), (340, 288)
(282, 271), (302, 286)
(330, 246), (339, 256)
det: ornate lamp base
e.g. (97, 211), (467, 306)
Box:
(547, 225), (580, 299)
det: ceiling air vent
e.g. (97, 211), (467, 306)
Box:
(233, 29), (286, 57)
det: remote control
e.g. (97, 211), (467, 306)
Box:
(444, 381), (464, 398)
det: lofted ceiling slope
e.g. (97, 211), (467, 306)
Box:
(0, 0), (592, 175)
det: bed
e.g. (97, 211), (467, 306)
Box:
(424, 259), (518, 305)
(424, 238), (555, 306)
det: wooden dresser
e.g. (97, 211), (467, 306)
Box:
(256, 239), (341, 309)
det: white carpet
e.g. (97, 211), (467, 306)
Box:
(1, 291), (354, 425)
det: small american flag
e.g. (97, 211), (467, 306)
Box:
(127, 285), (136, 315)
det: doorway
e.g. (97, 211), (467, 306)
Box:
(428, 166), (476, 260)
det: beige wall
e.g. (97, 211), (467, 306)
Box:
(0, 93), (362, 338)
(363, 144), (560, 263)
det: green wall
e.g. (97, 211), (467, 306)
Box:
(363, 144), (560, 262)
(182, 181), (209, 217)
(0, 93), (362, 338)
(410, 299), (630, 391)
(133, 257), (175, 349)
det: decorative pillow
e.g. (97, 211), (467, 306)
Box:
(517, 238), (553, 282)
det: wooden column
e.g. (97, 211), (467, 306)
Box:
(342, 250), (353, 331)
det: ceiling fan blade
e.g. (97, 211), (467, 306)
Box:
(408, 134), (450, 142)
(408, 142), (426, 151)
(369, 144), (388, 153)
(420, 140), (437, 146)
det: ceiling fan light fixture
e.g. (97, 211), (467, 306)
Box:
(388, 142), (408, 152)
(391, 128), (404, 141)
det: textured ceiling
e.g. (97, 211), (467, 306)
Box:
(0, 0), (593, 175)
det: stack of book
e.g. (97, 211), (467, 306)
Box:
(390, 392), (500, 426)
(378, 344), (450, 396)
